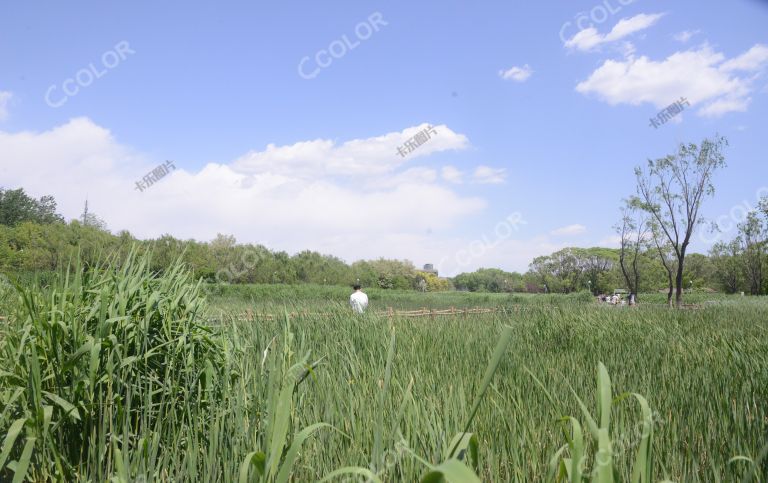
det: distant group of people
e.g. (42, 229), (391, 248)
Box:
(598, 292), (637, 306)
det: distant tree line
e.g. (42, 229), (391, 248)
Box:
(0, 187), (450, 290)
(708, 207), (767, 296)
(2, 154), (766, 297)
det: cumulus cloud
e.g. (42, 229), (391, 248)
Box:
(0, 91), (12, 121)
(565, 13), (665, 51)
(499, 64), (532, 82)
(576, 43), (768, 117)
(0, 118), (599, 275)
(0, 118), (500, 264)
(472, 166), (506, 184)
(550, 224), (587, 236)
(231, 123), (468, 178)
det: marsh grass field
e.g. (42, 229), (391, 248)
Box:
(0, 257), (766, 481)
(204, 283), (728, 312)
(211, 290), (768, 481)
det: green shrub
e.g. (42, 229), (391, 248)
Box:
(0, 250), (225, 480)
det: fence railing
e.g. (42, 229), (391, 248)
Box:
(0, 301), (706, 325)
(0, 306), (520, 324)
(229, 306), (504, 321)
(224, 301), (709, 321)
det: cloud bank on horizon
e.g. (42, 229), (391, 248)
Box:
(0, 117), (533, 274)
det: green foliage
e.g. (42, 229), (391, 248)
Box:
(417, 271), (452, 292)
(707, 209), (768, 295)
(0, 187), (64, 226)
(633, 136), (729, 306)
(737, 211), (766, 295)
(225, 295), (765, 481)
(1, 260), (767, 480)
(710, 240), (744, 293)
(1, 180), (765, 301)
(529, 248), (621, 294)
(206, 282), (535, 311)
(351, 258), (420, 289)
(547, 363), (657, 482)
(0, 190), (754, 296)
(0, 250), (225, 480)
(453, 268), (523, 292)
(0, 219), (450, 292)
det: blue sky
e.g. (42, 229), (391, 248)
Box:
(1, 0), (767, 274)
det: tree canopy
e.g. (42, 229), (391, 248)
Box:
(0, 187), (64, 226)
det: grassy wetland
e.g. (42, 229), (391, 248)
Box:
(0, 255), (766, 482)
(5, 1), (768, 481)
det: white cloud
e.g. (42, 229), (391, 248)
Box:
(0, 91), (12, 121)
(720, 44), (768, 72)
(231, 123), (468, 178)
(565, 13), (665, 51)
(499, 64), (532, 82)
(550, 224), (587, 236)
(0, 119), (591, 275)
(673, 30), (699, 43)
(441, 166), (463, 184)
(472, 166), (506, 184)
(697, 96), (750, 117)
(0, 118), (496, 265)
(576, 44), (768, 117)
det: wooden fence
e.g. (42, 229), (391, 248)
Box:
(0, 302), (705, 325)
(230, 306), (503, 321)
(226, 302), (708, 321)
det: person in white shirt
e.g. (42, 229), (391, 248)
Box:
(349, 284), (369, 314)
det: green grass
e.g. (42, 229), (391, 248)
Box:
(226, 302), (767, 481)
(203, 283), (736, 314)
(1, 258), (766, 481)
(204, 283), (599, 314)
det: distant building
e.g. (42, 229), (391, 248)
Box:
(422, 263), (438, 276)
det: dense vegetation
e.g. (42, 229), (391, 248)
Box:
(1, 185), (766, 298)
(0, 255), (765, 481)
(1, 136), (766, 480)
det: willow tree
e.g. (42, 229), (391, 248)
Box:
(634, 136), (727, 307)
(615, 200), (649, 299)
